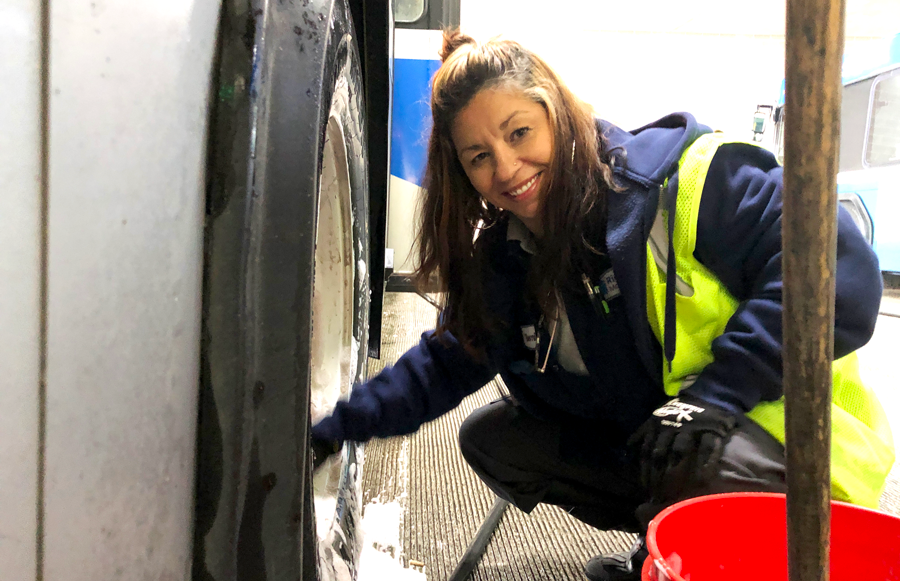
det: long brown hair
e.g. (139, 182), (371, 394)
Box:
(414, 30), (621, 358)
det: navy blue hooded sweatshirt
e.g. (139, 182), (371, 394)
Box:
(312, 113), (882, 446)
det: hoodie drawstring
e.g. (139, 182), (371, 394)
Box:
(663, 182), (678, 372)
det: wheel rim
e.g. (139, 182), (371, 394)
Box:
(310, 106), (358, 542)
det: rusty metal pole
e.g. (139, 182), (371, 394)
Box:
(782, 0), (846, 579)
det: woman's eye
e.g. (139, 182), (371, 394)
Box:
(511, 127), (531, 141)
(471, 152), (488, 165)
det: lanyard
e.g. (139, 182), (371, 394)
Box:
(534, 313), (559, 374)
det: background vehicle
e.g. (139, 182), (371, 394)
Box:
(754, 32), (900, 274)
(2, 0), (393, 578)
(384, 25), (444, 289)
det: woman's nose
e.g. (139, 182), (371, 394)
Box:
(494, 148), (518, 183)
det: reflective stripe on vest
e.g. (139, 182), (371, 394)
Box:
(644, 132), (895, 507)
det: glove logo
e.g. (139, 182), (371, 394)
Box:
(651, 398), (705, 427)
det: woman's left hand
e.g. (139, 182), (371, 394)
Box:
(629, 394), (737, 499)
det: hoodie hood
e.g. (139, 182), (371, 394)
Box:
(599, 112), (711, 187)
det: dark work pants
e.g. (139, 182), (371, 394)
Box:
(458, 397), (788, 533)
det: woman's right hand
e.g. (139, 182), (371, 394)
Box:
(311, 437), (343, 472)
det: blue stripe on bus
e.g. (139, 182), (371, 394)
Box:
(390, 57), (442, 186)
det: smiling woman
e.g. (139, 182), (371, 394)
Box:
(309, 28), (892, 581)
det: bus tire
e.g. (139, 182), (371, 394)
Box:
(195, 0), (368, 579)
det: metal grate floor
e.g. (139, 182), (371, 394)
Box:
(360, 292), (633, 580)
(360, 291), (900, 580)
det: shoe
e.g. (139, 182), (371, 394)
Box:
(583, 536), (648, 581)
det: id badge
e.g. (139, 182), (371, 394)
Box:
(520, 324), (538, 350)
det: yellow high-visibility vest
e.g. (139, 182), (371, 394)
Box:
(644, 132), (895, 507)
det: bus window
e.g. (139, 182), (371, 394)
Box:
(774, 105), (785, 165)
(394, 0), (426, 23)
(840, 78), (876, 172)
(865, 70), (900, 167)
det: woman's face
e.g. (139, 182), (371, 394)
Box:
(451, 88), (553, 235)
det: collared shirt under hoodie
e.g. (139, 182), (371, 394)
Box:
(506, 216), (588, 376)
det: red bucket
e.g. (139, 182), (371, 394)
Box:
(643, 492), (900, 581)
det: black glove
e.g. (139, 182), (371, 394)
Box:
(311, 437), (343, 472)
(629, 394), (738, 500)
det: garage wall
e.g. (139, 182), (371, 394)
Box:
(461, 0), (898, 138)
(498, 30), (787, 136)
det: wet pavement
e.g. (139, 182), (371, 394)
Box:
(859, 288), (900, 462)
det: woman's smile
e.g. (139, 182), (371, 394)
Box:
(506, 172), (542, 199)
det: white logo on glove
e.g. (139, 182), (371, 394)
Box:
(653, 398), (706, 427)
